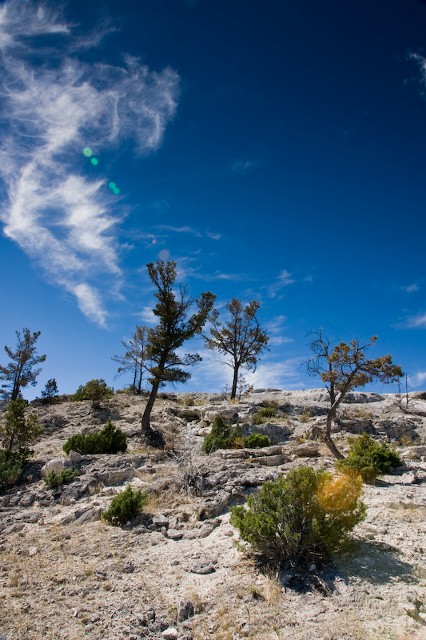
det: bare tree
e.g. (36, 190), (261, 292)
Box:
(306, 330), (403, 458)
(112, 325), (148, 394)
(205, 299), (269, 399)
(0, 329), (46, 401)
(141, 261), (215, 447)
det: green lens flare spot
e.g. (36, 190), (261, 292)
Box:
(108, 181), (116, 190)
(83, 147), (93, 157)
(90, 157), (99, 166)
(113, 187), (120, 195)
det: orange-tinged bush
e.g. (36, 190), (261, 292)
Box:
(316, 472), (363, 512)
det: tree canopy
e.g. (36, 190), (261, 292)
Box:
(0, 329), (46, 401)
(112, 325), (148, 394)
(141, 260), (215, 446)
(307, 331), (403, 458)
(205, 299), (269, 399)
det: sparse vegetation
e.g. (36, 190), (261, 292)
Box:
(203, 415), (242, 453)
(299, 406), (312, 423)
(44, 467), (78, 488)
(336, 433), (402, 483)
(102, 485), (148, 526)
(230, 466), (366, 570)
(71, 378), (114, 408)
(63, 420), (127, 455)
(258, 406), (276, 418)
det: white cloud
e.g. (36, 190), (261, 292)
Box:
(408, 371), (426, 387)
(157, 225), (222, 240)
(0, 0), (179, 326)
(245, 359), (305, 390)
(157, 225), (203, 238)
(229, 159), (260, 174)
(401, 283), (419, 293)
(70, 282), (108, 328)
(264, 315), (293, 346)
(206, 231), (221, 240)
(139, 306), (157, 325)
(268, 269), (295, 297)
(405, 313), (426, 328)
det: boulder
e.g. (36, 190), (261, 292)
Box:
(293, 443), (320, 457)
(41, 458), (65, 478)
(253, 454), (285, 466)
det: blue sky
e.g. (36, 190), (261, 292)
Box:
(0, 0), (425, 399)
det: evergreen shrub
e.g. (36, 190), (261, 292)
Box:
(63, 420), (127, 455)
(243, 433), (270, 448)
(0, 449), (25, 491)
(230, 466), (366, 569)
(336, 433), (402, 483)
(202, 415), (242, 454)
(71, 379), (114, 407)
(102, 485), (148, 526)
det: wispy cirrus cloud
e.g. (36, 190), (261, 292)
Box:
(264, 315), (293, 346)
(0, 0), (179, 326)
(157, 225), (221, 240)
(267, 269), (295, 298)
(401, 283), (419, 293)
(404, 312), (426, 328)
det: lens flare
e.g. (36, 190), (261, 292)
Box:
(82, 147), (93, 157)
(90, 157), (99, 166)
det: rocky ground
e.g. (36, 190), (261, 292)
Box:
(0, 389), (425, 640)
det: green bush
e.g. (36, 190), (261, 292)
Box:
(243, 433), (271, 448)
(63, 420), (127, 455)
(102, 485), (148, 526)
(336, 433), (402, 483)
(71, 379), (114, 407)
(230, 466), (366, 570)
(0, 449), (25, 491)
(258, 406), (276, 418)
(0, 398), (43, 456)
(44, 467), (79, 488)
(203, 415), (242, 454)
(253, 413), (264, 426)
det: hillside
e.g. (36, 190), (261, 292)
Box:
(0, 389), (425, 640)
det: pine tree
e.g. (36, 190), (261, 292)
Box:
(141, 261), (215, 447)
(306, 331), (403, 458)
(112, 326), (148, 394)
(0, 329), (46, 401)
(205, 299), (269, 399)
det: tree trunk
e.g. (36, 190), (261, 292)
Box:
(323, 408), (344, 459)
(137, 366), (143, 395)
(230, 364), (239, 400)
(141, 381), (165, 448)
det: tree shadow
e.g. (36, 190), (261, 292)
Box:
(323, 538), (418, 587)
(276, 538), (417, 595)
